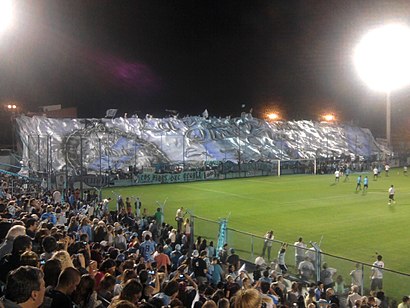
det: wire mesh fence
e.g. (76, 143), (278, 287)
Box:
(191, 214), (410, 305)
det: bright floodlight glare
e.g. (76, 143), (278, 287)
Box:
(323, 114), (335, 122)
(354, 23), (410, 92)
(267, 113), (279, 120)
(0, 0), (14, 33)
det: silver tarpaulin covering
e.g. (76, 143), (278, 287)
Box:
(16, 114), (390, 175)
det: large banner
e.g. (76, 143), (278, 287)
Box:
(16, 114), (391, 177)
(133, 170), (215, 185)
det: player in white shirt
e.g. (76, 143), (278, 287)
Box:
(334, 170), (340, 182)
(388, 185), (395, 205)
(373, 167), (379, 180)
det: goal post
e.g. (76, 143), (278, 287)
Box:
(277, 158), (317, 176)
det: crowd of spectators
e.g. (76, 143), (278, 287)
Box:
(0, 174), (403, 308)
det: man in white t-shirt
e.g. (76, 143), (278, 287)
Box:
(385, 164), (390, 177)
(294, 237), (307, 267)
(388, 185), (395, 205)
(370, 255), (384, 291)
(334, 170), (340, 182)
(373, 167), (379, 180)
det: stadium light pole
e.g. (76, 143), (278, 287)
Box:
(0, 0), (14, 35)
(354, 23), (410, 147)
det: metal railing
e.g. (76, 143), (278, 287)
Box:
(191, 214), (410, 306)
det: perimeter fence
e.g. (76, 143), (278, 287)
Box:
(191, 214), (410, 306)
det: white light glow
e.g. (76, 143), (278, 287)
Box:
(322, 114), (335, 122)
(0, 0), (14, 34)
(354, 23), (410, 92)
(267, 113), (279, 120)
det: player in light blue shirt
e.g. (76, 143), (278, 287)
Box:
(363, 176), (369, 193)
(356, 175), (362, 191)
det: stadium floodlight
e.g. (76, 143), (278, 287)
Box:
(354, 23), (410, 146)
(0, 0), (14, 34)
(322, 114), (335, 122)
(266, 112), (280, 122)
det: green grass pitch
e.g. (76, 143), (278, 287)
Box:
(103, 168), (410, 299)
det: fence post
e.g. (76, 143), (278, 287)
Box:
(360, 263), (364, 296)
(188, 211), (194, 257)
(251, 235), (254, 260)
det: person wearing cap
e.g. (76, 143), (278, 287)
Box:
(192, 250), (208, 286)
(170, 244), (182, 271)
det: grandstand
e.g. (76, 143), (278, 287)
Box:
(16, 114), (390, 181)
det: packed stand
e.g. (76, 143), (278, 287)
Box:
(0, 176), (401, 308)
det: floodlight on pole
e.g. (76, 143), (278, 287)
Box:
(322, 113), (336, 123)
(0, 0), (14, 34)
(354, 23), (410, 146)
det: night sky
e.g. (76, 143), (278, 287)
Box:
(2, 0), (410, 137)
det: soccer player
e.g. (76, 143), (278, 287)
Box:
(363, 176), (369, 193)
(373, 167), (378, 180)
(355, 175), (362, 191)
(388, 185), (395, 205)
(344, 167), (351, 182)
(385, 164), (390, 177)
(404, 166), (408, 176)
(334, 169), (340, 182)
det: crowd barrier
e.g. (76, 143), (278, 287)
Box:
(191, 214), (410, 306)
(109, 159), (315, 187)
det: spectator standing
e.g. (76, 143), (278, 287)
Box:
(320, 263), (336, 289)
(175, 207), (184, 233)
(349, 263), (363, 291)
(277, 243), (288, 274)
(261, 230), (274, 262)
(347, 285), (362, 308)
(370, 255), (384, 291)
(226, 248), (240, 272)
(192, 250), (208, 286)
(294, 237), (307, 267)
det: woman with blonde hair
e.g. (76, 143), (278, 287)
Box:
(234, 288), (262, 308)
(183, 218), (191, 241)
(51, 250), (74, 270)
